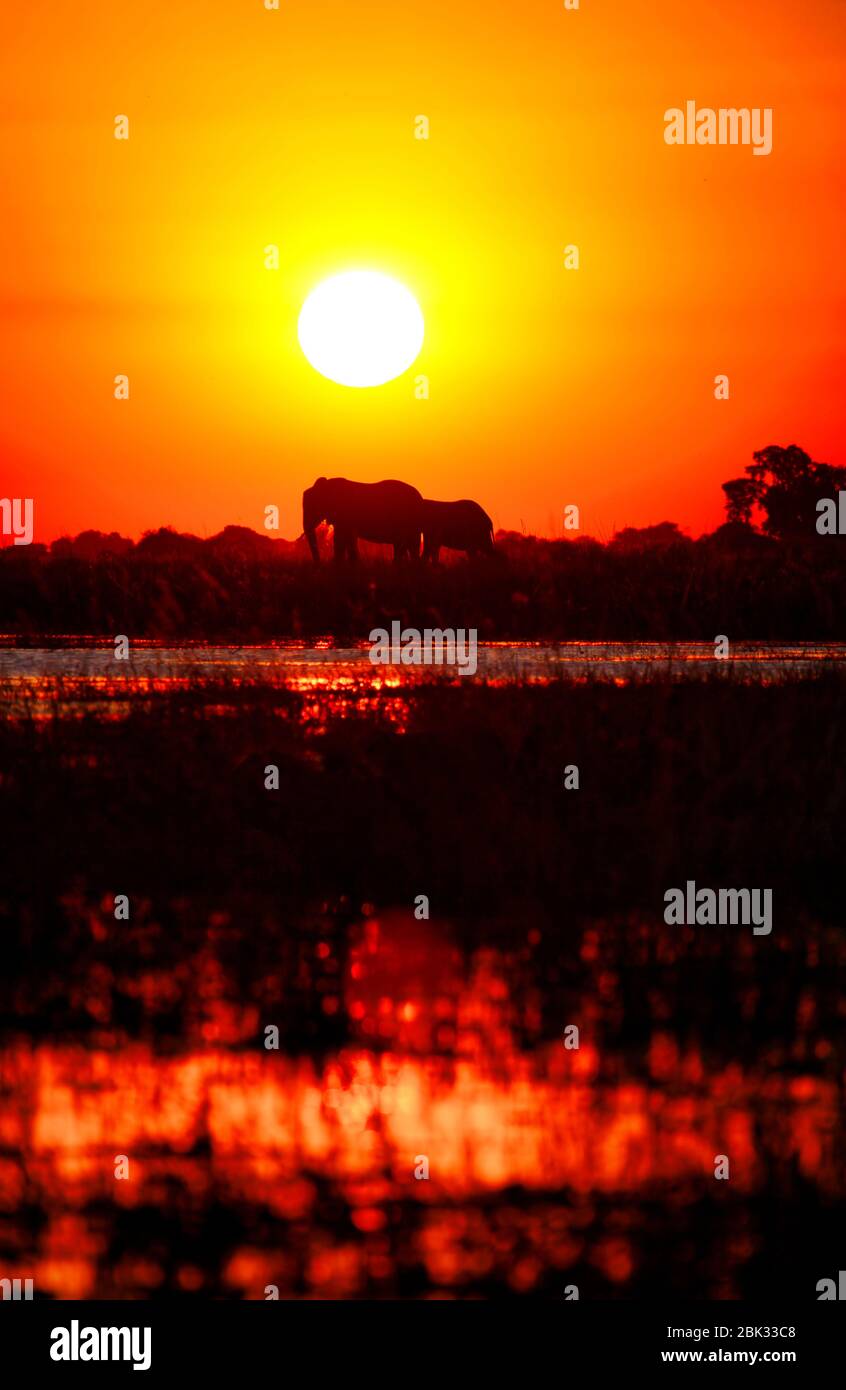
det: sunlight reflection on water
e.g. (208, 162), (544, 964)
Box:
(3, 639), (846, 682)
(0, 908), (841, 1299)
(0, 641), (844, 723)
(0, 1039), (836, 1298)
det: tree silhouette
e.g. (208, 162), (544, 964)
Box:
(723, 444), (846, 539)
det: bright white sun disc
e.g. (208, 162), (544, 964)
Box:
(297, 271), (424, 388)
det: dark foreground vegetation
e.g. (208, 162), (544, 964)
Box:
(2, 673), (844, 1054)
(1, 672), (843, 1298)
(2, 521), (846, 641)
(3, 447), (844, 639)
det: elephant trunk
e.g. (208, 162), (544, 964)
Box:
(303, 494), (322, 564)
(305, 526), (320, 564)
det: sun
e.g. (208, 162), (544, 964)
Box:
(297, 270), (424, 388)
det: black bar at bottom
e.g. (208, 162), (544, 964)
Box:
(0, 1301), (842, 1378)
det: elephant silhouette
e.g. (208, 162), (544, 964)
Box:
(421, 498), (495, 562)
(302, 477), (423, 563)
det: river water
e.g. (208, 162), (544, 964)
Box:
(1, 640), (845, 686)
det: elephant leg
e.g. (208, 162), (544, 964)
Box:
(394, 534), (419, 563)
(333, 529), (354, 562)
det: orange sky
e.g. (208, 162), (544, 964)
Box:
(1, 0), (843, 544)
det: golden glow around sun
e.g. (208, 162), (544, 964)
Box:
(297, 270), (424, 388)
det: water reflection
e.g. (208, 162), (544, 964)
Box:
(0, 910), (840, 1299)
(2, 640), (845, 724)
(3, 639), (846, 689)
